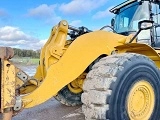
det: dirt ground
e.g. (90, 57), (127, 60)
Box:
(12, 98), (85, 120)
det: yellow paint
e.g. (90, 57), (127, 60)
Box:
(33, 65), (42, 82)
(68, 83), (82, 94)
(22, 28), (130, 108)
(127, 80), (155, 120)
(33, 20), (69, 83)
(1, 60), (16, 112)
(116, 43), (160, 67)
(20, 85), (37, 94)
(44, 21), (68, 70)
(15, 66), (30, 89)
(38, 24), (58, 80)
(67, 73), (86, 94)
(14, 66), (38, 94)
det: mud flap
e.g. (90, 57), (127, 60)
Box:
(1, 59), (16, 113)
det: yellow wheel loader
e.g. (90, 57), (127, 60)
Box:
(1, 0), (160, 120)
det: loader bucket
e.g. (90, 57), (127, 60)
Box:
(0, 47), (15, 114)
(0, 58), (1, 111)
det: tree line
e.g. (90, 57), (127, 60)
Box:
(13, 48), (40, 58)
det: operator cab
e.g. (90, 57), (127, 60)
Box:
(110, 0), (160, 47)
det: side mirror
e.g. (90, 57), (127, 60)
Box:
(138, 20), (154, 30)
(111, 18), (115, 27)
(129, 20), (154, 43)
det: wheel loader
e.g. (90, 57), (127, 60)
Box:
(1, 0), (160, 120)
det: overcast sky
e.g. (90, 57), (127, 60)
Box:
(0, 0), (124, 50)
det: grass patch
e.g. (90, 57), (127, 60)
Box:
(11, 57), (40, 65)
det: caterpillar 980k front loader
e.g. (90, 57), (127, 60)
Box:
(1, 0), (160, 120)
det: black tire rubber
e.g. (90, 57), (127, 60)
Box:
(81, 53), (160, 120)
(54, 86), (82, 106)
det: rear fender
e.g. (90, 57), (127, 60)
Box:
(115, 43), (160, 67)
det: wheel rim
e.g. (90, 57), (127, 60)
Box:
(127, 80), (155, 120)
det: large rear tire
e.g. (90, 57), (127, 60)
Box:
(82, 53), (160, 120)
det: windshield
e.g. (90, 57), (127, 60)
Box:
(114, 1), (150, 33)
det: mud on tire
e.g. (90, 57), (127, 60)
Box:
(81, 53), (160, 120)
